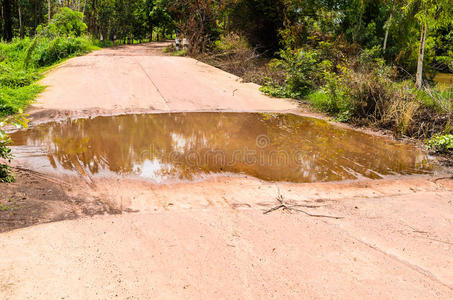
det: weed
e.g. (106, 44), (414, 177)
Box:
(0, 204), (10, 211)
(426, 134), (453, 153)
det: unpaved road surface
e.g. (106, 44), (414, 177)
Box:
(1, 43), (453, 299)
(28, 42), (297, 121)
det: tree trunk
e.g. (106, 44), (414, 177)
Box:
(383, 12), (392, 52)
(48, 0), (51, 22)
(354, 0), (364, 43)
(18, 1), (24, 39)
(82, 0), (87, 21)
(1, 5), (3, 39)
(92, 0), (97, 37)
(416, 23), (427, 90)
(3, 0), (13, 42)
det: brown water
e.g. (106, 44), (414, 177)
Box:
(10, 113), (432, 183)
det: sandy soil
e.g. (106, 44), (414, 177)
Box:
(1, 43), (453, 299)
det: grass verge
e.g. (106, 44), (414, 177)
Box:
(0, 36), (100, 118)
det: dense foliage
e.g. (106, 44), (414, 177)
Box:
(426, 134), (453, 153)
(1, 8), (98, 117)
(1, 8), (98, 181)
(2, 0), (452, 76)
(0, 112), (28, 182)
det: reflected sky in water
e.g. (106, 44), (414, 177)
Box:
(10, 113), (432, 183)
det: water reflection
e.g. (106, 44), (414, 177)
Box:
(10, 113), (432, 183)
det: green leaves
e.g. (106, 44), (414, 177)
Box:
(426, 134), (453, 153)
(0, 111), (29, 182)
(39, 7), (88, 38)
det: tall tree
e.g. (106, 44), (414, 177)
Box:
(405, 0), (453, 89)
(18, 0), (24, 38)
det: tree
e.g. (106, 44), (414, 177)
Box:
(150, 0), (173, 41)
(17, 0), (24, 38)
(405, 0), (453, 89)
(230, 0), (287, 54)
(48, 0), (51, 22)
(167, 0), (220, 53)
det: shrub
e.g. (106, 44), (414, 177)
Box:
(0, 64), (40, 87)
(214, 33), (250, 52)
(0, 113), (29, 182)
(36, 7), (87, 38)
(307, 77), (354, 122)
(419, 86), (453, 113)
(0, 139), (14, 183)
(0, 10), (97, 119)
(261, 48), (328, 98)
(426, 134), (453, 153)
(30, 36), (94, 67)
(0, 85), (44, 117)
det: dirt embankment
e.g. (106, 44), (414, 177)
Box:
(0, 168), (120, 232)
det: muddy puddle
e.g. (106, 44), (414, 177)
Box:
(10, 113), (432, 183)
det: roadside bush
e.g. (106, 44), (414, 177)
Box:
(30, 36), (95, 67)
(307, 71), (355, 122)
(418, 86), (453, 112)
(36, 7), (87, 38)
(0, 138), (14, 183)
(0, 63), (40, 87)
(0, 85), (44, 117)
(0, 113), (28, 182)
(260, 48), (331, 99)
(318, 59), (424, 135)
(260, 43), (451, 138)
(426, 134), (453, 153)
(1, 9), (98, 118)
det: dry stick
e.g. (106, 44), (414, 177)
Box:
(263, 186), (344, 219)
(433, 176), (453, 183)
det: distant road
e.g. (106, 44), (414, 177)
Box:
(29, 42), (297, 120)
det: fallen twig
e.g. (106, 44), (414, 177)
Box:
(433, 176), (453, 183)
(263, 186), (344, 219)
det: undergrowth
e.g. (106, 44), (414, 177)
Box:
(259, 43), (452, 142)
(0, 8), (100, 118)
(194, 33), (452, 157)
(0, 8), (99, 182)
(426, 134), (453, 153)
(0, 36), (98, 117)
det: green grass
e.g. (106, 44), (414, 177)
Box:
(0, 85), (45, 118)
(0, 204), (10, 211)
(426, 134), (453, 153)
(306, 89), (354, 122)
(170, 49), (188, 56)
(0, 36), (99, 118)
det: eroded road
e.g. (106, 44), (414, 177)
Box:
(1, 43), (453, 299)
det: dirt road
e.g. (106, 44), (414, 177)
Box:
(28, 42), (297, 121)
(1, 43), (453, 299)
